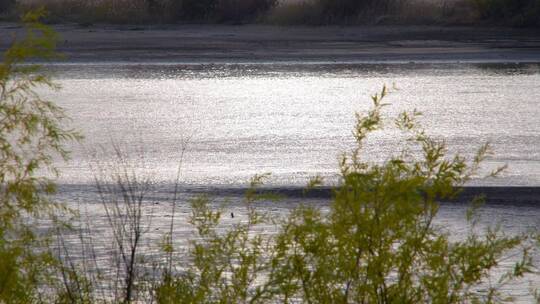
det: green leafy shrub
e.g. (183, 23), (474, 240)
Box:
(0, 9), (80, 302)
(1, 13), (533, 302)
(155, 87), (532, 303)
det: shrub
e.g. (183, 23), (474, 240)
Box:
(155, 87), (532, 303)
(0, 9), (80, 302)
(2, 10), (535, 303)
(50, 86), (534, 303)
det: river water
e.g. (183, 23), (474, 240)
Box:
(42, 62), (540, 301)
(45, 62), (540, 187)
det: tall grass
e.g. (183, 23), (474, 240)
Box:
(54, 144), (165, 303)
(53, 140), (190, 303)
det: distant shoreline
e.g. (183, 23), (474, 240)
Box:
(56, 184), (540, 206)
(2, 24), (540, 63)
(191, 186), (540, 205)
(4, 23), (540, 208)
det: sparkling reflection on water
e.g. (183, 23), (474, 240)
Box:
(43, 63), (540, 302)
(45, 62), (540, 187)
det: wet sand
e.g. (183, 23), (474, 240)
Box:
(1, 23), (540, 63)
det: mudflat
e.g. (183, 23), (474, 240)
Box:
(1, 23), (540, 63)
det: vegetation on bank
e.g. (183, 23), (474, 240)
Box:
(0, 0), (539, 26)
(1, 11), (540, 303)
(0, 9), (81, 303)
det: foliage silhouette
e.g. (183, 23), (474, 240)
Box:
(0, 8), (80, 303)
(154, 87), (532, 303)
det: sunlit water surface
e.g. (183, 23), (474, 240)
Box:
(41, 63), (540, 301)
(45, 63), (540, 187)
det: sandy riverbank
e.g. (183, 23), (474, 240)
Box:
(1, 23), (540, 63)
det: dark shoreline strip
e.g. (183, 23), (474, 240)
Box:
(56, 184), (540, 206)
(190, 186), (540, 206)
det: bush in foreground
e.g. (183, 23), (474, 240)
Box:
(153, 87), (532, 303)
(1, 11), (537, 304)
(0, 9), (80, 302)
